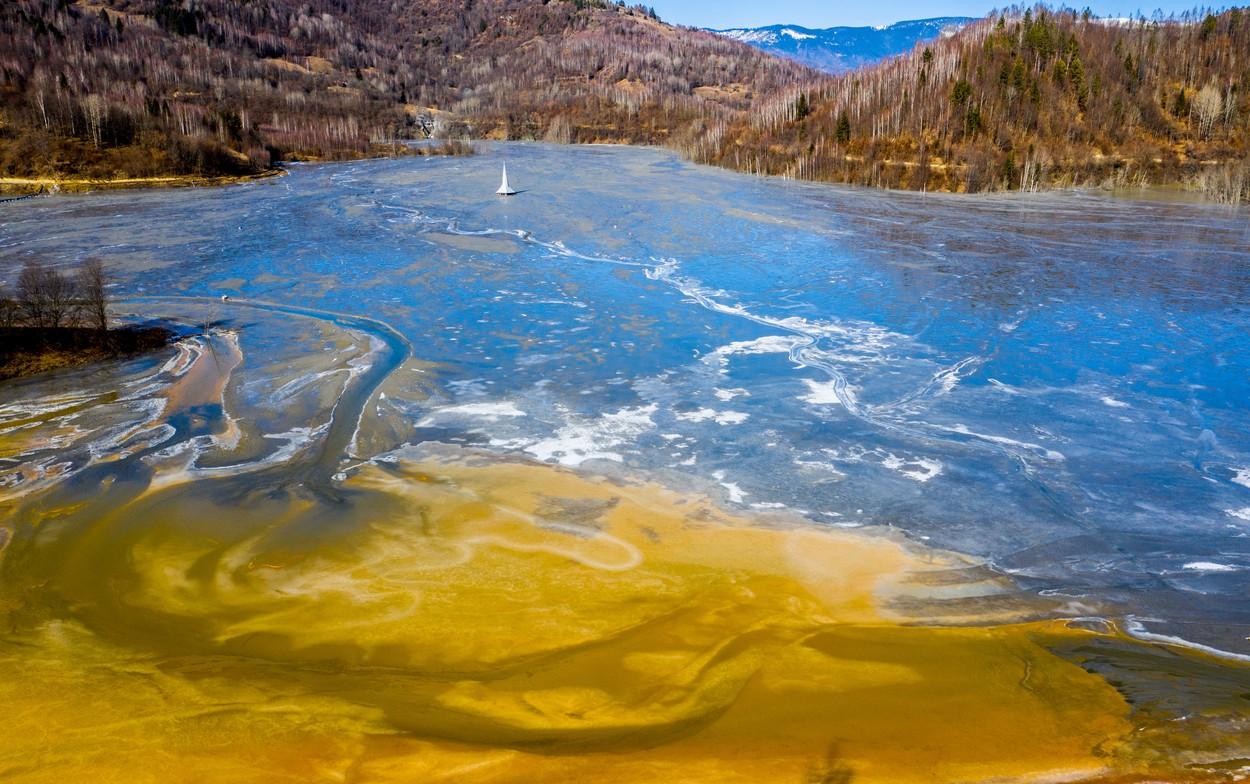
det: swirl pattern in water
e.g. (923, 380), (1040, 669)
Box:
(1, 144), (1249, 782)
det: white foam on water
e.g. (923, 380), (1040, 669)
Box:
(910, 356), (983, 399)
(946, 423), (1066, 462)
(881, 453), (943, 483)
(934, 357), (981, 395)
(1226, 507), (1250, 521)
(714, 387), (749, 401)
(433, 226), (1029, 476)
(420, 401), (527, 424)
(646, 259), (905, 421)
(712, 470), (748, 504)
(1232, 468), (1250, 489)
(431, 223), (1076, 473)
(269, 367), (352, 405)
(524, 404), (657, 467)
(1123, 617), (1250, 664)
(147, 423), (330, 491)
(158, 340), (201, 377)
(794, 459), (846, 478)
(675, 408), (750, 425)
(705, 335), (804, 365)
(1181, 561), (1239, 572)
(0, 391), (112, 422)
(1100, 396), (1130, 408)
(800, 379), (855, 407)
(987, 378), (1022, 394)
(0, 333), (248, 501)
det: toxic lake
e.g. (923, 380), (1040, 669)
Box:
(1, 143), (1249, 782)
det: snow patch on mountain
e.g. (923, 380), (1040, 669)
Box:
(781, 28), (815, 40)
(710, 17), (975, 74)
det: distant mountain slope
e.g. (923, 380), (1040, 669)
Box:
(711, 18), (974, 73)
(1, 2), (1246, 199)
(698, 8), (1250, 200)
(0, 0), (814, 182)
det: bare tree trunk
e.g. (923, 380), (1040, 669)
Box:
(85, 94), (105, 148)
(17, 262), (49, 328)
(79, 259), (109, 332)
(0, 288), (16, 328)
(43, 267), (76, 328)
(17, 261), (78, 329)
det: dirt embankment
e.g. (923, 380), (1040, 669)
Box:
(0, 326), (177, 381)
(0, 170), (285, 197)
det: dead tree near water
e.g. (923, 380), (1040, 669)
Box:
(1, 259), (169, 381)
(15, 263), (44, 327)
(78, 259), (109, 332)
(12, 259), (111, 330)
(0, 288), (16, 328)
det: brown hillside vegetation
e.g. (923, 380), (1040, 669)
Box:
(0, 1), (1247, 198)
(0, 0), (811, 181)
(698, 6), (1250, 200)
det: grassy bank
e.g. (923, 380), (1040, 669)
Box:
(0, 325), (176, 381)
(0, 170), (285, 197)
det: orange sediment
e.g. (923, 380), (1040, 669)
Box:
(0, 451), (1159, 783)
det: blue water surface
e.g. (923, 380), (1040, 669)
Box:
(3, 143), (1249, 653)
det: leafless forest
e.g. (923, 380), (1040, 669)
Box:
(0, 258), (178, 380)
(700, 7), (1250, 198)
(0, 0), (810, 178)
(1, 260), (109, 331)
(1, 0), (1247, 197)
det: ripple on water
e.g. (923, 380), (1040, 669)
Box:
(3, 146), (1250, 780)
(2, 444), (1188, 783)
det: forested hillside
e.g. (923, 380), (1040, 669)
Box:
(699, 8), (1250, 199)
(1, 1), (1248, 199)
(0, 0), (811, 181)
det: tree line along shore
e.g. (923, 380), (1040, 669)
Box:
(0, 140), (474, 196)
(0, 260), (174, 381)
(0, 1), (1246, 200)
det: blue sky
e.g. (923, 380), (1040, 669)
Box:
(650, 1), (1215, 28)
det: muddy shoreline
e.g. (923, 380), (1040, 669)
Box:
(0, 169), (285, 196)
(0, 325), (178, 381)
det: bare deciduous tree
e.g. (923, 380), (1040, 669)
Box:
(1193, 83), (1223, 139)
(16, 262), (49, 328)
(17, 261), (76, 329)
(44, 265), (76, 328)
(78, 259), (109, 332)
(0, 287), (17, 328)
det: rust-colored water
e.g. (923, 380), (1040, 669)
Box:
(2, 307), (1247, 783)
(4, 449), (1241, 782)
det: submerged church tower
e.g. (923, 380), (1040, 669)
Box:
(496, 163), (517, 196)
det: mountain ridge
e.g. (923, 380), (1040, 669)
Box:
(709, 17), (974, 73)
